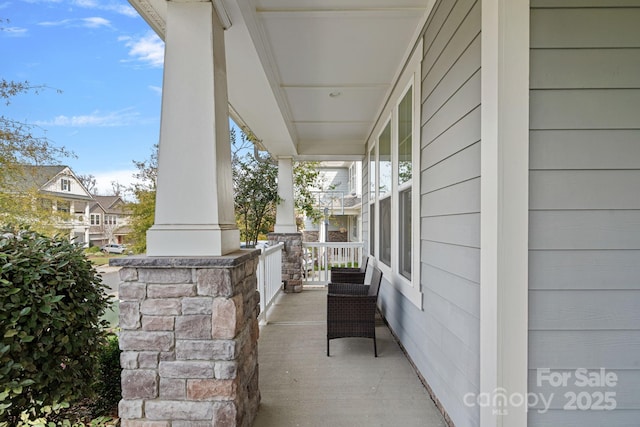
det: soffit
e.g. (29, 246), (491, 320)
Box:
(130, 0), (433, 159)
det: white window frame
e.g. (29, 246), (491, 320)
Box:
(90, 213), (101, 226)
(368, 145), (376, 257)
(366, 39), (422, 309)
(60, 178), (71, 192)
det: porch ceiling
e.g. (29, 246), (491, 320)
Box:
(130, 0), (433, 160)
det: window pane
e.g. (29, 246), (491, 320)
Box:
(379, 122), (392, 196)
(399, 189), (412, 279)
(369, 150), (376, 201)
(398, 88), (412, 186)
(379, 196), (391, 266)
(369, 204), (375, 256)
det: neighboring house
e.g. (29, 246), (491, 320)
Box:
(1, 165), (131, 247)
(2, 165), (95, 245)
(302, 161), (362, 242)
(89, 195), (132, 247)
(128, 2), (640, 426)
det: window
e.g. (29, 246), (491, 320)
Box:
(398, 88), (412, 186)
(378, 123), (392, 196)
(366, 40), (422, 308)
(399, 189), (412, 279)
(57, 201), (70, 213)
(397, 87), (413, 279)
(378, 122), (391, 267)
(348, 163), (357, 196)
(60, 178), (71, 192)
(90, 214), (101, 225)
(105, 215), (117, 225)
(368, 147), (376, 255)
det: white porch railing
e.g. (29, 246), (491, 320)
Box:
(302, 242), (365, 285)
(256, 242), (284, 324)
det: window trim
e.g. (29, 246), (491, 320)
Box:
(366, 39), (423, 309)
(60, 178), (71, 192)
(90, 213), (101, 226)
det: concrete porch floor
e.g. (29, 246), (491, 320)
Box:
(253, 288), (447, 427)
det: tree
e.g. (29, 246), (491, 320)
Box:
(127, 144), (157, 254)
(0, 79), (71, 233)
(233, 152), (280, 246)
(77, 174), (97, 194)
(127, 130), (326, 251)
(294, 161), (327, 224)
(110, 180), (126, 198)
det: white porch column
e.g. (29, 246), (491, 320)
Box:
(274, 156), (298, 233)
(147, 0), (239, 256)
(480, 0), (529, 426)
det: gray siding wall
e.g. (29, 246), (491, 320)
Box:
(529, 2), (640, 426)
(378, 1), (481, 426)
(318, 167), (349, 194)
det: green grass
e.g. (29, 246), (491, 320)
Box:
(87, 253), (125, 266)
(102, 300), (119, 329)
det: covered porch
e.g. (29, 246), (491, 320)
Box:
(254, 288), (446, 427)
(114, 0), (604, 426)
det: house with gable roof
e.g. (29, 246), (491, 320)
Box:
(1, 165), (131, 247)
(119, 1), (640, 426)
(89, 195), (132, 247)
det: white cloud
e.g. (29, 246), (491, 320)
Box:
(91, 169), (137, 199)
(2, 26), (28, 37)
(22, 0), (138, 17)
(38, 19), (72, 27)
(81, 17), (112, 28)
(148, 85), (162, 95)
(119, 32), (164, 68)
(36, 108), (141, 127)
(38, 16), (112, 29)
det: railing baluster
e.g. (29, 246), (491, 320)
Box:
(256, 242), (284, 324)
(301, 241), (365, 285)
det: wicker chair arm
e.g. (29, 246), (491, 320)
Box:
(328, 283), (369, 295)
(330, 267), (361, 273)
(330, 270), (366, 284)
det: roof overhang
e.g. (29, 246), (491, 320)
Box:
(129, 0), (433, 160)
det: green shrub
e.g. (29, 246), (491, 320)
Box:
(0, 227), (111, 423)
(84, 246), (102, 254)
(91, 335), (121, 417)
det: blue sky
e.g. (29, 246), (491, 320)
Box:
(1, 0), (165, 194)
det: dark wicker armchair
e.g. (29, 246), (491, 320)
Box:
(327, 266), (383, 357)
(330, 255), (369, 284)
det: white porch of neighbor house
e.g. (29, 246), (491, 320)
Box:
(117, 1), (537, 427)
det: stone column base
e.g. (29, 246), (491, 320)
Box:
(111, 251), (261, 426)
(267, 233), (303, 293)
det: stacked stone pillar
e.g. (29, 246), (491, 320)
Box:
(267, 233), (303, 293)
(112, 251), (261, 426)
